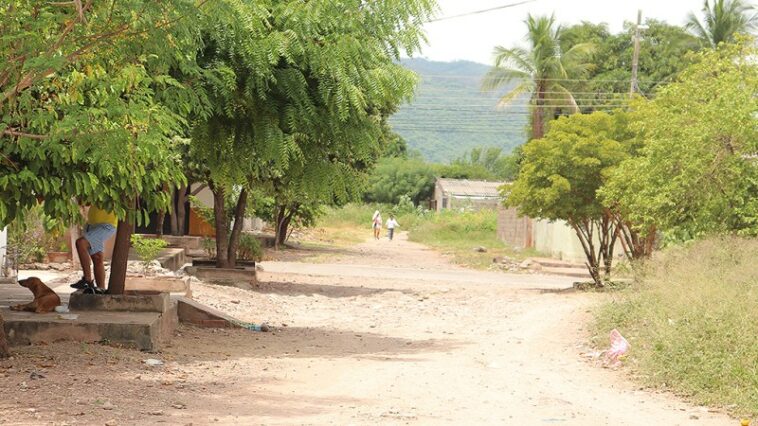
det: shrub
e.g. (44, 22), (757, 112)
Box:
(201, 236), (216, 259)
(237, 233), (262, 262)
(594, 236), (758, 416)
(130, 235), (168, 275)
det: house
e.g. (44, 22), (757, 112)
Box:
(433, 178), (506, 212)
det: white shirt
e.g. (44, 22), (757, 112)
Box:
(386, 218), (399, 229)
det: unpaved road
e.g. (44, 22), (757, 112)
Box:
(1, 233), (734, 425)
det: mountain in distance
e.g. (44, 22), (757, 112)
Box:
(391, 58), (528, 163)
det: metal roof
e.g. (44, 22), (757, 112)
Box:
(436, 178), (506, 198)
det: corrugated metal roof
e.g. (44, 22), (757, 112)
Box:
(436, 178), (506, 198)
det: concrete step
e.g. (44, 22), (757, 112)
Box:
(2, 305), (177, 351)
(540, 266), (592, 279)
(530, 257), (587, 270)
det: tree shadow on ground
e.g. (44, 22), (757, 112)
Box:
(264, 243), (357, 263)
(249, 280), (417, 298)
(167, 325), (463, 362)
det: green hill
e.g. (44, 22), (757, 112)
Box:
(391, 58), (528, 163)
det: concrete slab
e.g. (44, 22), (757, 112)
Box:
(175, 297), (242, 328)
(69, 291), (171, 313)
(185, 266), (256, 289)
(2, 307), (171, 351)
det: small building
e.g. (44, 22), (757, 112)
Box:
(433, 178), (505, 211)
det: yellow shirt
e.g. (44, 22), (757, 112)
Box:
(87, 206), (118, 227)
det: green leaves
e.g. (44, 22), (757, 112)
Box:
(506, 111), (636, 222)
(603, 39), (758, 238)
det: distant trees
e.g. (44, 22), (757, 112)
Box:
(686, 0), (757, 48)
(561, 20), (699, 108)
(482, 14), (595, 139)
(452, 147), (521, 181)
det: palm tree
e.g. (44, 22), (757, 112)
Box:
(482, 14), (594, 140)
(686, 0), (757, 48)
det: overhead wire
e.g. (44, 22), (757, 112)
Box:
(426, 0), (537, 23)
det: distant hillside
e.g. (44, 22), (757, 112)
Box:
(391, 58), (528, 163)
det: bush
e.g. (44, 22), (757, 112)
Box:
(594, 236), (758, 416)
(130, 235), (168, 275)
(201, 236), (216, 259)
(237, 233), (262, 262)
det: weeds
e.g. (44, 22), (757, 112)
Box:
(593, 236), (758, 417)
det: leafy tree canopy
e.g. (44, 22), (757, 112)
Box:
(0, 0), (207, 226)
(601, 39), (758, 238)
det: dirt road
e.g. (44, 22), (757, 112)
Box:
(1, 233), (733, 425)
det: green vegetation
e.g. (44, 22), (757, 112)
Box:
(482, 14), (595, 139)
(593, 237), (758, 416)
(318, 203), (532, 269)
(237, 234), (263, 262)
(505, 111), (642, 286)
(602, 40), (758, 239)
(129, 235), (168, 276)
(686, 0), (757, 48)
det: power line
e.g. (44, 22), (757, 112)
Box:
(427, 0), (536, 23)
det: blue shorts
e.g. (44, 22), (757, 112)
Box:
(84, 223), (116, 255)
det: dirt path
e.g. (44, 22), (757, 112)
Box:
(1, 233), (733, 425)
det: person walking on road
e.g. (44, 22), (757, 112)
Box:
(386, 215), (399, 241)
(372, 210), (382, 240)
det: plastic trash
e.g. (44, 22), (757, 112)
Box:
(603, 329), (630, 367)
(144, 358), (164, 367)
(54, 304), (69, 313)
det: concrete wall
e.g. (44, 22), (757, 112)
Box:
(496, 206), (532, 248)
(433, 182), (445, 212)
(496, 207), (626, 263)
(532, 219), (587, 262)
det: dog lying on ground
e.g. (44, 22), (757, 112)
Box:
(10, 277), (61, 313)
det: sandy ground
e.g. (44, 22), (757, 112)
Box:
(0, 232), (735, 425)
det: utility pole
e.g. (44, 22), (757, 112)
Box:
(630, 10), (642, 97)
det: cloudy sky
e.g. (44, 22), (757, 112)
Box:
(420, 0), (706, 64)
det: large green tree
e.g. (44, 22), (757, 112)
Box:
(0, 1), (210, 295)
(504, 111), (640, 286)
(190, 0), (435, 268)
(482, 14), (594, 139)
(686, 0), (757, 48)
(601, 40), (758, 240)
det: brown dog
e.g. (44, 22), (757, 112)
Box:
(10, 277), (61, 313)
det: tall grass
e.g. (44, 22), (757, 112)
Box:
(594, 236), (758, 416)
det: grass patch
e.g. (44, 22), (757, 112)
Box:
(317, 203), (535, 269)
(405, 209), (536, 269)
(593, 236), (758, 417)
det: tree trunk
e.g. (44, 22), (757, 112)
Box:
(226, 188), (248, 268)
(107, 219), (133, 295)
(0, 313), (9, 358)
(532, 82), (546, 140)
(176, 183), (188, 236)
(211, 183), (230, 268)
(169, 186), (179, 236)
(274, 205), (286, 251)
(570, 219), (603, 287)
(156, 212), (165, 237)
(278, 205), (298, 245)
